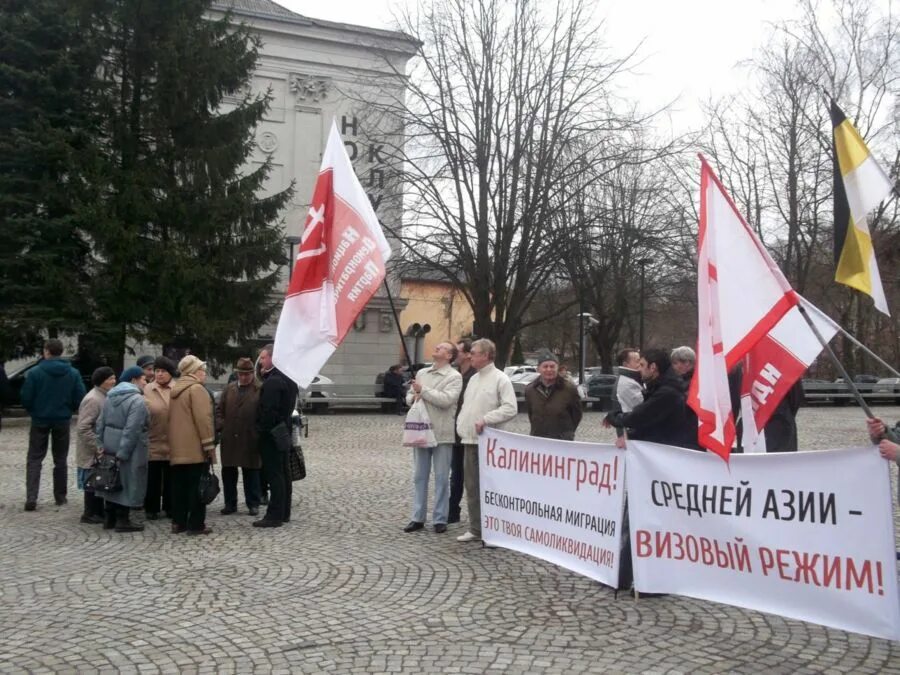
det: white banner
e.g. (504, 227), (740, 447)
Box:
(479, 428), (626, 587)
(626, 441), (900, 640)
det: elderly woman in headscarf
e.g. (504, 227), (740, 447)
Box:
(168, 355), (216, 535)
(143, 356), (177, 519)
(96, 366), (150, 532)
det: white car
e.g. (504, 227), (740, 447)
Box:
(505, 365), (537, 377)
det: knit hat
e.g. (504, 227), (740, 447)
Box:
(178, 355), (206, 376)
(119, 366), (145, 383)
(235, 357), (255, 373)
(136, 355), (155, 369)
(536, 350), (559, 365)
(153, 356), (178, 378)
(91, 366), (115, 388)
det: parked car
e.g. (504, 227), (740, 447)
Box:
(509, 371), (540, 385)
(873, 377), (900, 404)
(572, 367), (603, 386)
(586, 373), (617, 411)
(4, 357), (94, 409)
(504, 365), (537, 378)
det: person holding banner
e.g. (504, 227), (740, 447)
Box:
(455, 339), (518, 543)
(605, 349), (687, 446)
(524, 350), (582, 441)
(403, 342), (463, 534)
(867, 417), (900, 463)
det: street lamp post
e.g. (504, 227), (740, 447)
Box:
(285, 235), (302, 282)
(638, 257), (651, 350)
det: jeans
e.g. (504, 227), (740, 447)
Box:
(449, 443), (465, 521)
(261, 442), (291, 523)
(411, 443), (452, 525)
(463, 444), (481, 536)
(26, 422), (71, 503)
(144, 460), (171, 515)
(170, 463), (207, 531)
(222, 466), (261, 509)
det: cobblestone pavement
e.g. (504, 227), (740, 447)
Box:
(1, 406), (899, 674)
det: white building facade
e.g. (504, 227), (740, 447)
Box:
(210, 0), (418, 385)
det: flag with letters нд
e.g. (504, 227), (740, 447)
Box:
(273, 119), (392, 387)
(738, 297), (839, 453)
(831, 99), (894, 315)
(688, 156), (798, 461)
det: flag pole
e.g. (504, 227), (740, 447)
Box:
(796, 304), (875, 417)
(382, 277), (413, 367)
(833, 323), (900, 379)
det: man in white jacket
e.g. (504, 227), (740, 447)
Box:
(455, 338), (518, 542)
(404, 342), (463, 534)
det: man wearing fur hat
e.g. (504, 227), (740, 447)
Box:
(524, 350), (582, 441)
(216, 357), (262, 516)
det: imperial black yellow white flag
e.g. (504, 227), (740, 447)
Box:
(831, 100), (894, 315)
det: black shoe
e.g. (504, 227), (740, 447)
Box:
(252, 519), (282, 528)
(114, 521), (144, 533)
(220, 507), (237, 515)
(145, 512), (160, 521)
(187, 527), (212, 536)
(434, 523), (447, 533)
(80, 514), (104, 524)
(403, 521), (425, 533)
(448, 514), (460, 524)
(24, 502), (36, 512)
(55, 496), (67, 506)
(248, 507), (259, 516)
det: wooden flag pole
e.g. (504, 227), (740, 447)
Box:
(797, 304), (875, 418)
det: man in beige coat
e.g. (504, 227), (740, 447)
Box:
(455, 338), (518, 542)
(403, 342), (462, 534)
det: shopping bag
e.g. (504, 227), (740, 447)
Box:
(402, 398), (437, 447)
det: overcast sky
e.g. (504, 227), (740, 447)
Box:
(278, 0), (800, 131)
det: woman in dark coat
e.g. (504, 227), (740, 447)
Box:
(96, 366), (149, 532)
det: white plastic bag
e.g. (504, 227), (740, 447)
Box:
(402, 398), (437, 447)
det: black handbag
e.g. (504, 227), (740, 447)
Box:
(198, 462), (220, 505)
(84, 454), (122, 493)
(289, 444), (306, 481)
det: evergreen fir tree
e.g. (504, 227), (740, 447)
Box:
(0, 1), (101, 358)
(83, 0), (292, 369)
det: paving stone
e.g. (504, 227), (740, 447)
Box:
(0, 408), (898, 672)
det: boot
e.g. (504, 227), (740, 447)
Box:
(103, 506), (116, 530)
(114, 507), (144, 533)
(80, 492), (103, 524)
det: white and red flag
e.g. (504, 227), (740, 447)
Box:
(739, 298), (839, 453)
(273, 120), (392, 387)
(688, 157), (798, 461)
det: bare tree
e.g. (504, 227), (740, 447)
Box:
(366, 0), (643, 364)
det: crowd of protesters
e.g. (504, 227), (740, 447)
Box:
(15, 339), (297, 534)
(9, 335), (892, 551)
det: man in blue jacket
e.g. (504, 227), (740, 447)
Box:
(21, 339), (86, 511)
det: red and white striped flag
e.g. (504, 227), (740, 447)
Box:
(688, 157), (798, 461)
(273, 120), (392, 387)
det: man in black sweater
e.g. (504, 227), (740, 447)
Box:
(605, 348), (686, 446)
(253, 344), (299, 528)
